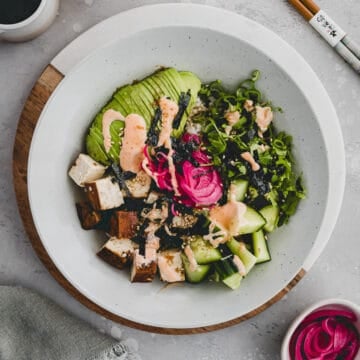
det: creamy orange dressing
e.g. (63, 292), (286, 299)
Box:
(228, 183), (238, 202)
(158, 97), (179, 148)
(241, 151), (260, 171)
(224, 111), (240, 135)
(119, 114), (147, 173)
(102, 109), (125, 153)
(232, 255), (246, 276)
(158, 97), (181, 196)
(184, 245), (198, 272)
(142, 157), (159, 185)
(244, 99), (254, 112)
(203, 227), (228, 247)
(167, 148), (180, 196)
(255, 106), (273, 134)
(224, 110), (240, 126)
(209, 201), (248, 236)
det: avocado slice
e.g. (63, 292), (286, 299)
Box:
(153, 68), (182, 100)
(86, 68), (201, 165)
(119, 85), (153, 122)
(161, 69), (183, 98)
(87, 98), (126, 164)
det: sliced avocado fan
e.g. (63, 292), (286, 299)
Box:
(86, 68), (201, 165)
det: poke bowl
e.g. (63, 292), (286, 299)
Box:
(25, 4), (345, 332)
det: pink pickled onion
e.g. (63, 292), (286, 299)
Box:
(171, 203), (179, 216)
(142, 145), (172, 191)
(289, 308), (360, 360)
(182, 132), (201, 144)
(176, 149), (222, 207)
(142, 135), (223, 208)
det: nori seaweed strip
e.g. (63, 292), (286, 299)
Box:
(247, 152), (270, 195)
(110, 163), (136, 197)
(132, 219), (150, 256)
(123, 198), (150, 212)
(146, 107), (162, 146)
(171, 137), (200, 167)
(250, 195), (271, 210)
(218, 244), (233, 259)
(172, 90), (191, 129)
(155, 226), (183, 250)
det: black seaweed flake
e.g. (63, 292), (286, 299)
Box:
(109, 163), (136, 197)
(146, 107), (162, 146)
(155, 226), (183, 250)
(132, 219), (150, 256)
(249, 168), (270, 195)
(173, 90), (192, 129)
(171, 137), (200, 167)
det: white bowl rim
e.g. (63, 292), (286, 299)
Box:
(27, 3), (346, 330)
(281, 298), (360, 360)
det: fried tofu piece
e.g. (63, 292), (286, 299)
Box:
(69, 154), (106, 187)
(130, 233), (159, 282)
(84, 177), (124, 210)
(157, 250), (185, 283)
(75, 202), (103, 230)
(109, 211), (138, 238)
(97, 237), (137, 269)
(125, 170), (152, 198)
(130, 249), (157, 282)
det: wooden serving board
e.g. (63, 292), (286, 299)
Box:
(12, 64), (306, 334)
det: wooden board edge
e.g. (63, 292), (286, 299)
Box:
(12, 64), (306, 334)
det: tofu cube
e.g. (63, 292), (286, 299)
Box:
(75, 201), (103, 230)
(97, 237), (137, 269)
(125, 170), (152, 198)
(130, 249), (157, 282)
(69, 154), (106, 187)
(109, 211), (138, 238)
(84, 177), (124, 210)
(157, 250), (185, 283)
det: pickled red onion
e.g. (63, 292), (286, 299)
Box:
(289, 308), (359, 360)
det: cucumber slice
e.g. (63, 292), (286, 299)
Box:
(181, 254), (211, 283)
(226, 238), (257, 274)
(252, 230), (271, 264)
(222, 273), (242, 290)
(260, 205), (279, 233)
(214, 259), (242, 290)
(208, 203), (265, 236)
(229, 179), (249, 202)
(239, 206), (266, 235)
(189, 236), (222, 264)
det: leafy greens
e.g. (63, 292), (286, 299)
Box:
(193, 70), (305, 225)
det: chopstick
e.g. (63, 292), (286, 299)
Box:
(300, 0), (319, 14)
(288, 0), (313, 21)
(288, 0), (360, 74)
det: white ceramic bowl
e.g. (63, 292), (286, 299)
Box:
(27, 4), (345, 331)
(281, 299), (360, 360)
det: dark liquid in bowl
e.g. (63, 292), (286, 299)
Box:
(0, 0), (42, 24)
